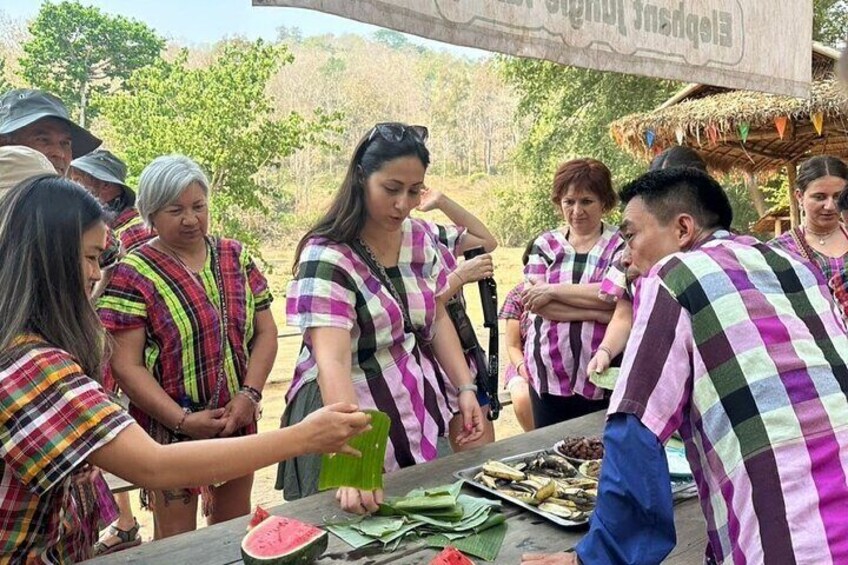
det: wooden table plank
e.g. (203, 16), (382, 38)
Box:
(88, 411), (706, 564)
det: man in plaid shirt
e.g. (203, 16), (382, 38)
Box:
(523, 168), (848, 565)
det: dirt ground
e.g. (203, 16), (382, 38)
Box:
(125, 246), (529, 542)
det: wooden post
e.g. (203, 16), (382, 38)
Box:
(745, 172), (767, 217)
(787, 162), (800, 228)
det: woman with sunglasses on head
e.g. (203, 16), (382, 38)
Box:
(0, 176), (370, 563)
(276, 123), (485, 514)
(97, 155), (279, 540)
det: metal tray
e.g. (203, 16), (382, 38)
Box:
(454, 448), (591, 528)
(454, 448), (699, 528)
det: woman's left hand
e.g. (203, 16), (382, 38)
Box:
(454, 390), (484, 446)
(522, 281), (554, 313)
(416, 187), (444, 212)
(219, 393), (257, 437)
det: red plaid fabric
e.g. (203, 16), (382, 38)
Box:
(0, 336), (133, 563)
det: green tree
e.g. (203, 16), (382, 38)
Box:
(813, 0), (848, 46)
(495, 57), (678, 241)
(99, 40), (339, 256)
(0, 58), (11, 93)
(19, 1), (164, 126)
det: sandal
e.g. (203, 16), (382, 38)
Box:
(93, 518), (142, 556)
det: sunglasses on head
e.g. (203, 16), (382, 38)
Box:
(367, 123), (429, 145)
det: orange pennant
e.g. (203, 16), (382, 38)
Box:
(775, 116), (789, 139)
(812, 112), (824, 136)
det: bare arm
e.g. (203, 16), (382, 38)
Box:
(505, 319), (525, 368)
(420, 189), (498, 253)
(536, 302), (614, 324)
(549, 282), (616, 310)
(87, 404), (371, 490)
(587, 299), (633, 375)
(309, 327), (358, 406)
(243, 309), (278, 392)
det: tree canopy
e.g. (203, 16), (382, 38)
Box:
(20, 1), (164, 126)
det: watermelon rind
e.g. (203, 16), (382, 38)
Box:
(241, 516), (328, 565)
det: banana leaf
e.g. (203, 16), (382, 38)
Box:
(589, 367), (620, 390)
(390, 480), (463, 511)
(318, 410), (390, 491)
(351, 516), (406, 538)
(426, 522), (508, 562)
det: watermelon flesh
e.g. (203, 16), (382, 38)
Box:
(241, 515), (328, 565)
(247, 506), (271, 531)
(430, 546), (476, 565)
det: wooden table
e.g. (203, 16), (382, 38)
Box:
(104, 472), (136, 494)
(87, 411), (706, 564)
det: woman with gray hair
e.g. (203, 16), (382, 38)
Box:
(98, 155), (279, 539)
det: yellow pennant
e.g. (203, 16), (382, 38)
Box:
(812, 112), (824, 136)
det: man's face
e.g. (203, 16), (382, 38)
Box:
(621, 197), (685, 277)
(8, 117), (72, 176)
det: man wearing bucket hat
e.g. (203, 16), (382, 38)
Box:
(0, 89), (101, 176)
(0, 145), (57, 195)
(70, 149), (153, 252)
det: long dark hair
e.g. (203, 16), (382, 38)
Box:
(0, 175), (107, 377)
(292, 123), (431, 275)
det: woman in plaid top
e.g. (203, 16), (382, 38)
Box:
(0, 176), (370, 563)
(769, 156), (848, 287)
(521, 159), (623, 428)
(277, 123), (484, 515)
(97, 155), (279, 539)
(415, 190), (499, 450)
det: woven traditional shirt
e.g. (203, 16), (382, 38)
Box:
(97, 238), (272, 439)
(609, 231), (848, 564)
(523, 224), (624, 399)
(498, 282), (529, 387)
(769, 226), (848, 283)
(0, 337), (133, 563)
(286, 218), (453, 472)
(112, 207), (154, 252)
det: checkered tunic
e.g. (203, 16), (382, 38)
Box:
(112, 207), (154, 252)
(769, 226), (848, 283)
(285, 219), (453, 472)
(498, 282), (529, 387)
(0, 337), (133, 563)
(610, 232), (848, 564)
(97, 238), (272, 439)
(523, 224), (624, 399)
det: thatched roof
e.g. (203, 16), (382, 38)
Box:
(610, 44), (848, 174)
(751, 204), (791, 235)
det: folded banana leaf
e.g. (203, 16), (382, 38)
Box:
(425, 520), (508, 562)
(318, 410), (391, 491)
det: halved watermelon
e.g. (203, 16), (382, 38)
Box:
(241, 515), (328, 564)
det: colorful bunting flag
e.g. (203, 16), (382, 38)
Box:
(646, 129), (656, 148)
(675, 128), (685, 145)
(738, 123), (750, 144)
(812, 112), (824, 136)
(775, 116), (788, 139)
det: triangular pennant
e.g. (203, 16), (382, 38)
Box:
(652, 144), (663, 156)
(812, 112), (824, 136)
(707, 123), (719, 146)
(775, 116), (788, 139)
(645, 129), (656, 148)
(738, 122), (750, 144)
(675, 128), (685, 145)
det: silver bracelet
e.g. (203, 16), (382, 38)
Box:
(458, 383), (478, 394)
